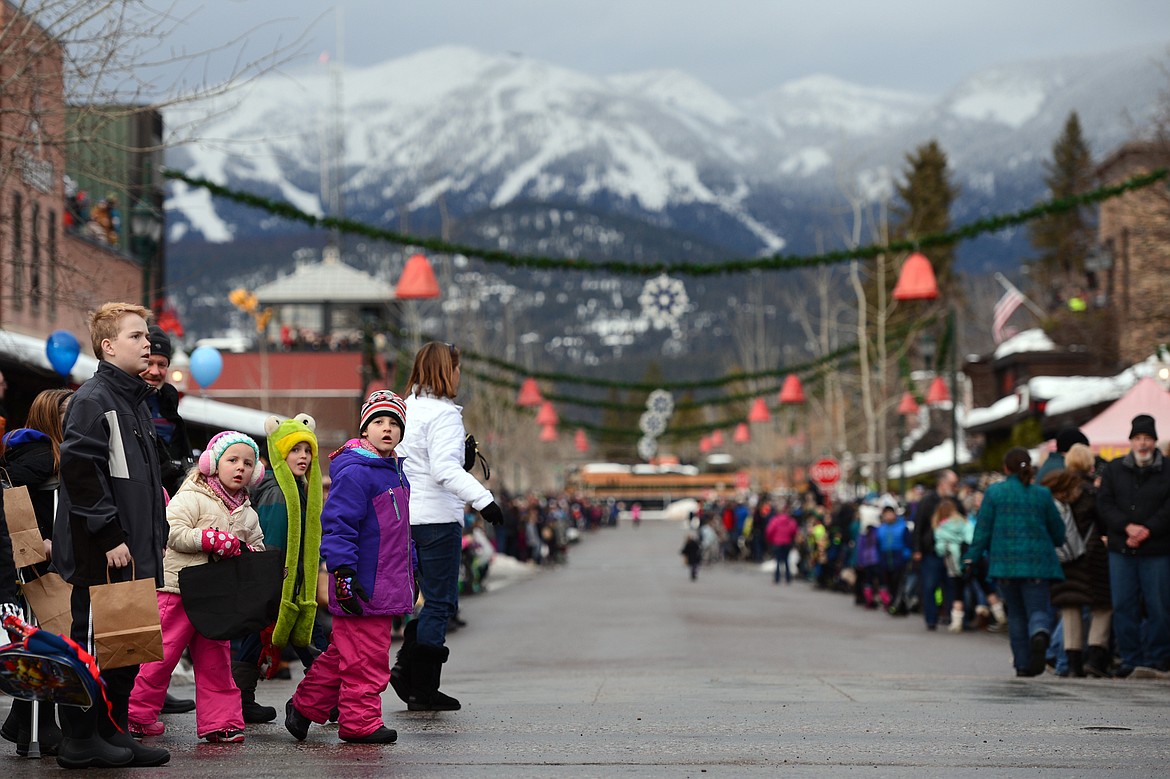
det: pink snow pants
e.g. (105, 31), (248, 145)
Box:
(292, 613), (393, 739)
(128, 591), (243, 737)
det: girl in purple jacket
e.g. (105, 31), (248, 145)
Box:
(285, 390), (413, 745)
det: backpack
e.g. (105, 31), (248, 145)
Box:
(1054, 500), (1089, 564)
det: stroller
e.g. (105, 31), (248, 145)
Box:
(0, 615), (111, 758)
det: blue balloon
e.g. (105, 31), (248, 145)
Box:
(189, 346), (223, 388)
(45, 330), (81, 377)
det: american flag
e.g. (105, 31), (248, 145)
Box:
(992, 287), (1026, 344)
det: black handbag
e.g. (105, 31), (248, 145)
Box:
(178, 549), (283, 641)
(464, 434), (490, 480)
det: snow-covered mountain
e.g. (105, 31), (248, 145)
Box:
(166, 41), (1166, 261)
(163, 42), (1168, 370)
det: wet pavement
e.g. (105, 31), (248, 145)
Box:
(4, 519), (1168, 776)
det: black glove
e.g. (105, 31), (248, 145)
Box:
(479, 501), (504, 526)
(333, 566), (369, 616)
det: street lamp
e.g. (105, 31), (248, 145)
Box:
(893, 251), (960, 472)
(130, 198), (163, 307)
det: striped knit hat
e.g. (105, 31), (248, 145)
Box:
(360, 389), (407, 433)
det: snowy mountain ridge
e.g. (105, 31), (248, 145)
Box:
(165, 41), (1168, 259)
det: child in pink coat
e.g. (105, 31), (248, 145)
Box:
(128, 431), (265, 743)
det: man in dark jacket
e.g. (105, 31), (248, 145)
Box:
(51, 302), (170, 769)
(911, 469), (963, 630)
(141, 325), (194, 497)
(1097, 413), (1170, 677)
(140, 325), (198, 716)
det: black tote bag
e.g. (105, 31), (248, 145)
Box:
(179, 549), (284, 640)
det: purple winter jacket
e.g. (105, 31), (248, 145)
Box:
(319, 440), (414, 617)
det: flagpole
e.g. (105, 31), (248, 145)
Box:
(993, 272), (1046, 318)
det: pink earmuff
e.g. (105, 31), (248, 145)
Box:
(198, 446), (265, 486)
(197, 449), (213, 477)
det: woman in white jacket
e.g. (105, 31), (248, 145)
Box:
(392, 342), (502, 711)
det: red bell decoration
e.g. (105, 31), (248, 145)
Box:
(699, 436), (712, 454)
(778, 374), (805, 404)
(747, 397), (771, 423)
(574, 428), (589, 452)
(539, 423), (558, 442)
(892, 251), (940, 301)
(897, 391), (920, 416)
(395, 253), (441, 299)
(517, 377), (543, 406)
(733, 422), (751, 444)
(710, 429), (725, 447)
(925, 376), (951, 405)
(535, 401), (559, 426)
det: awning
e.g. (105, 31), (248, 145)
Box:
(1, 328), (278, 439)
(177, 395), (275, 439)
(0, 328), (99, 382)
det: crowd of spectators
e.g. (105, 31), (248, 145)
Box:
(683, 422), (1170, 680)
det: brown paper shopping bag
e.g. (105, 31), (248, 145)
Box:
(2, 485), (48, 568)
(20, 572), (73, 637)
(90, 563), (163, 669)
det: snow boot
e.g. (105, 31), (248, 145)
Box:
(389, 619), (418, 704)
(1084, 645), (1112, 678)
(948, 608), (965, 633)
(863, 586), (875, 609)
(232, 661), (277, 723)
(989, 601), (1007, 632)
(1028, 632), (1050, 677)
(1065, 649), (1086, 678)
(407, 644), (461, 712)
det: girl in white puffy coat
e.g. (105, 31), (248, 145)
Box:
(392, 342), (503, 712)
(128, 431), (265, 743)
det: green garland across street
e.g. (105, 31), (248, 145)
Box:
(164, 168), (1167, 277)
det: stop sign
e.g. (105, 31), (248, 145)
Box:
(810, 457), (840, 486)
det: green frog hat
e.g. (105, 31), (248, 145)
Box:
(265, 413), (323, 647)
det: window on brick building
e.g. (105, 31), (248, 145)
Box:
(11, 192), (23, 311)
(48, 208), (58, 316)
(31, 200), (42, 310)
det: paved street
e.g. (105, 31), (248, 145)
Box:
(5, 520), (1169, 777)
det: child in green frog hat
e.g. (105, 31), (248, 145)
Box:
(231, 414), (323, 723)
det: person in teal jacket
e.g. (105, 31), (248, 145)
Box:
(965, 447), (1065, 677)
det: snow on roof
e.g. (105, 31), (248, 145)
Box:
(993, 328), (1055, 360)
(253, 257), (397, 304)
(964, 352), (1170, 433)
(889, 439), (972, 479)
(965, 392), (1023, 428)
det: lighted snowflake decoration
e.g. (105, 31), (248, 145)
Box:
(639, 410), (667, 438)
(639, 274), (688, 330)
(646, 389), (674, 417)
(637, 435), (658, 461)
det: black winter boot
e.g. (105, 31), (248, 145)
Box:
(232, 661), (277, 723)
(1027, 632), (1050, 677)
(1065, 649), (1086, 678)
(1084, 645), (1113, 678)
(407, 644), (461, 712)
(389, 619), (418, 704)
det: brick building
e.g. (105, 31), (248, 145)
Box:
(1098, 141), (1170, 365)
(1, 2), (144, 422)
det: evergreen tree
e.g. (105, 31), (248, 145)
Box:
(1029, 112), (1095, 286)
(892, 139), (960, 291)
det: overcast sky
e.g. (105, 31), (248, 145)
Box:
(163, 0), (1170, 98)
